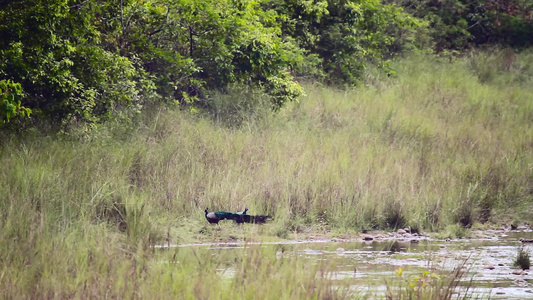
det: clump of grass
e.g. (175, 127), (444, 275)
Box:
(454, 200), (474, 229)
(383, 200), (407, 230)
(424, 201), (441, 231)
(272, 217), (307, 239)
(438, 224), (468, 239)
(203, 83), (273, 128)
(468, 47), (533, 86)
(385, 259), (473, 300)
(95, 196), (128, 232)
(514, 246), (531, 270)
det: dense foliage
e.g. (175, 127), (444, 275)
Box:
(265, 0), (422, 83)
(0, 80), (31, 126)
(394, 0), (533, 51)
(0, 0), (531, 130)
(0, 0), (305, 129)
(0, 0), (149, 130)
(0, 0), (422, 130)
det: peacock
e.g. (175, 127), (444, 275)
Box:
(205, 208), (240, 224)
(234, 207), (272, 224)
(205, 207), (272, 224)
(238, 214), (272, 224)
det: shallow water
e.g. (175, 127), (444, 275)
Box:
(158, 229), (533, 299)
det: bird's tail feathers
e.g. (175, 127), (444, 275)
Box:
(235, 214), (272, 224)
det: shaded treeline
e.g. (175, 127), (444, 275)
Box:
(2, 0), (532, 130)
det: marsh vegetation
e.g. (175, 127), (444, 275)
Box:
(1, 51), (532, 298)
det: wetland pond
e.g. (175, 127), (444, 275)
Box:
(157, 228), (533, 299)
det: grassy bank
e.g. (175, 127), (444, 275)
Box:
(1, 51), (532, 297)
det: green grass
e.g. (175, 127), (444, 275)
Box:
(514, 246), (531, 270)
(385, 260), (473, 300)
(1, 51), (532, 297)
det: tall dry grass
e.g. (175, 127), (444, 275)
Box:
(0, 51), (531, 297)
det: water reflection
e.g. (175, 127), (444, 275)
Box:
(158, 229), (533, 299)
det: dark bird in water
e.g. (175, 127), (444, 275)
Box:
(205, 208), (240, 224)
(520, 238), (533, 243)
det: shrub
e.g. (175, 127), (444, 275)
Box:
(514, 246), (531, 270)
(0, 79), (30, 126)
